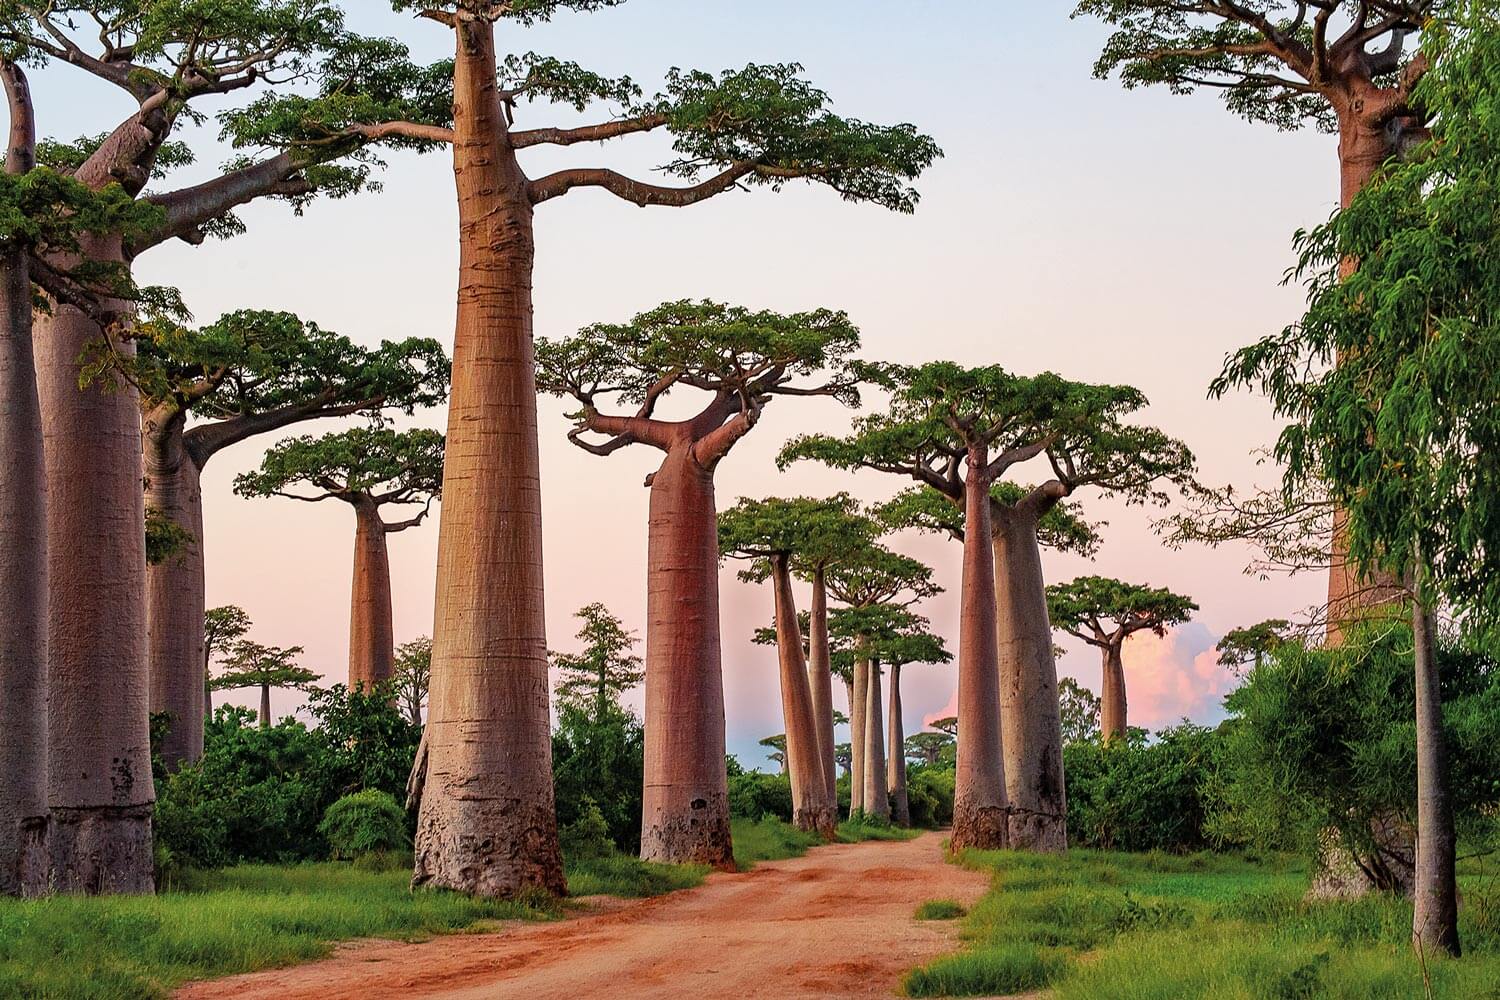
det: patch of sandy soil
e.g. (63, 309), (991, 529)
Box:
(174, 830), (989, 1000)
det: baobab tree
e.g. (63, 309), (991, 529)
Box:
(1046, 576), (1198, 742)
(784, 363), (1196, 850)
(538, 301), (865, 865)
(202, 606), (252, 721)
(759, 735), (789, 775)
(103, 311), (447, 766)
(1218, 619), (1294, 671)
(905, 731), (955, 768)
(210, 640), (318, 729)
(0, 3), (454, 894)
(235, 427), (444, 691)
(1074, 0), (1438, 629)
(392, 637), (433, 727)
(720, 495), (876, 838)
(550, 603), (645, 719)
(872, 613), (950, 827)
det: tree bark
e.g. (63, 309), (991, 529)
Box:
(807, 569), (837, 803)
(639, 444), (733, 867)
(259, 683), (271, 728)
(887, 663), (909, 827)
(993, 510), (1068, 851)
(850, 655), (868, 817)
(36, 253), (155, 894)
(862, 659), (890, 820)
(0, 60), (49, 895)
(1411, 597), (1459, 956)
(144, 412), (206, 768)
(1100, 643), (1127, 743)
(412, 18), (565, 898)
(951, 449), (1008, 852)
(771, 557), (835, 838)
(348, 499), (396, 691)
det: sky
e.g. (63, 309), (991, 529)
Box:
(30, 1), (1333, 768)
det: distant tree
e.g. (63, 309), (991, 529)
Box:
(759, 735), (789, 775)
(834, 743), (853, 779)
(210, 641), (318, 729)
(235, 427), (444, 692)
(1058, 677), (1103, 746)
(1217, 620), (1293, 672)
(906, 731), (955, 768)
(202, 606), (252, 721)
(867, 612), (951, 826)
(550, 604), (645, 718)
(930, 716), (959, 739)
(392, 637), (433, 727)
(1047, 577), (1198, 741)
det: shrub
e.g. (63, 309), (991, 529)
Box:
(560, 797), (614, 861)
(727, 771), (793, 822)
(552, 702), (645, 852)
(318, 791), (409, 860)
(907, 767), (954, 828)
(1064, 723), (1218, 852)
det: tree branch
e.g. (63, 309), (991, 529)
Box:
(528, 161), (756, 207)
(136, 152), (308, 252)
(511, 112), (668, 149)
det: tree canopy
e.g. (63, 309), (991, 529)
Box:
(550, 603), (644, 715)
(1058, 677), (1103, 744)
(392, 636), (432, 726)
(1047, 575), (1198, 646)
(1218, 619), (1293, 670)
(210, 639), (317, 694)
(204, 605), (252, 663)
(874, 482), (1102, 554)
(717, 493), (879, 582)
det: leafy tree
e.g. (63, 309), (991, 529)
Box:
(869, 613), (951, 825)
(1217, 619), (1293, 672)
(834, 742), (853, 779)
(930, 716), (959, 739)
(392, 637), (433, 726)
(905, 731), (955, 768)
(538, 300), (866, 865)
(1058, 677), (1104, 746)
(1210, 10), (1500, 952)
(203, 605), (252, 720)
(550, 603), (644, 717)
(235, 427), (444, 692)
(552, 701), (645, 854)
(210, 640), (318, 729)
(759, 735), (788, 775)
(785, 362), (1196, 850)
(1065, 722), (1220, 852)
(1047, 576), (1198, 741)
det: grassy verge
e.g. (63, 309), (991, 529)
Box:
(904, 848), (1500, 999)
(730, 816), (823, 869)
(839, 816), (923, 843)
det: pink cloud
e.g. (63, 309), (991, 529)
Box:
(1115, 622), (1236, 730)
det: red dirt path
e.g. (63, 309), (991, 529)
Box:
(174, 830), (988, 1000)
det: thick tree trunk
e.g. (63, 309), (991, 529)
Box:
(639, 444), (733, 867)
(259, 683), (271, 728)
(771, 558), (835, 838)
(863, 659), (890, 820)
(850, 656), (868, 816)
(807, 569), (837, 803)
(412, 19), (565, 898)
(144, 414), (206, 768)
(951, 452), (1008, 852)
(349, 500), (396, 691)
(1411, 598), (1459, 956)
(887, 663), (909, 827)
(0, 62), (50, 891)
(1100, 643), (1127, 742)
(36, 254), (155, 894)
(993, 513), (1067, 851)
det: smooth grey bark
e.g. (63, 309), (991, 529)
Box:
(807, 569), (837, 803)
(1411, 597), (1459, 956)
(887, 662), (909, 826)
(862, 659), (890, 820)
(259, 683), (271, 728)
(850, 656), (868, 816)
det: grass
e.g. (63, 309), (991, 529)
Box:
(730, 816), (823, 869)
(915, 899), (968, 921)
(904, 848), (1500, 999)
(839, 816), (924, 843)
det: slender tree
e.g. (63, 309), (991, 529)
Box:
(550, 603), (645, 718)
(873, 614), (950, 826)
(209, 640), (318, 728)
(1057, 677), (1103, 746)
(1074, 0), (1439, 630)
(202, 605), (252, 721)
(759, 735), (789, 775)
(235, 427), (444, 691)
(96, 311), (447, 767)
(1218, 619), (1294, 671)
(785, 363), (1196, 849)
(392, 637), (433, 726)
(1046, 577), (1198, 741)
(538, 300), (865, 865)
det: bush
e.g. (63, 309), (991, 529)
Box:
(559, 797), (613, 861)
(552, 702), (644, 853)
(1064, 723), (1219, 853)
(727, 771), (793, 822)
(907, 767), (955, 828)
(319, 790), (408, 860)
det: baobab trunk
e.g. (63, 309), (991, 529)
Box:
(951, 450), (1008, 852)
(639, 444), (733, 867)
(850, 656), (868, 816)
(887, 663), (909, 827)
(1100, 644), (1127, 743)
(412, 19), (565, 897)
(36, 248), (155, 894)
(349, 500), (395, 691)
(807, 570), (837, 802)
(1411, 598), (1459, 956)
(862, 659), (890, 820)
(0, 60), (49, 896)
(771, 557), (835, 838)
(144, 414), (206, 767)
(259, 683), (271, 728)
(993, 512), (1067, 850)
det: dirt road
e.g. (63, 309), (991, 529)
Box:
(175, 831), (987, 1000)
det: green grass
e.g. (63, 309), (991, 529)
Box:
(915, 899), (967, 921)
(904, 848), (1500, 999)
(839, 816), (923, 843)
(730, 816), (823, 869)
(565, 854), (709, 897)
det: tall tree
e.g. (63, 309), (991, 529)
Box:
(870, 612), (950, 827)
(1057, 677), (1103, 746)
(0, 1), (449, 893)
(785, 363), (1195, 849)
(235, 427), (444, 691)
(720, 495), (876, 838)
(550, 603), (644, 718)
(1212, 9), (1500, 952)
(1074, 0), (1438, 630)
(392, 636), (433, 726)
(202, 605), (252, 721)
(209, 640), (318, 728)
(99, 310), (447, 767)
(538, 300), (865, 865)
(1046, 577), (1198, 741)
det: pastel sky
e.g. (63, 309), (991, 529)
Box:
(31, 1), (1332, 768)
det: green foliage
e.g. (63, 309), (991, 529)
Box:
(1064, 724), (1220, 852)
(837, 815), (920, 842)
(144, 504), (193, 565)
(208, 640), (317, 701)
(563, 853), (708, 898)
(915, 899), (967, 920)
(907, 767), (955, 828)
(727, 770), (793, 823)
(550, 603), (643, 716)
(551, 702), (644, 852)
(876, 482), (1102, 554)
(729, 816), (821, 870)
(318, 790), (408, 861)
(905, 730), (955, 767)
(1059, 676), (1103, 745)
(1047, 575), (1198, 643)
(0, 167), (160, 256)
(389, 1), (628, 26)
(905, 942), (1067, 997)
(1217, 619), (1293, 670)
(391, 636), (431, 725)
(233, 426), (445, 511)
(717, 492), (878, 582)
(558, 796), (613, 860)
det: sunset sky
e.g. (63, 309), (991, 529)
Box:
(34, 1), (1333, 766)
